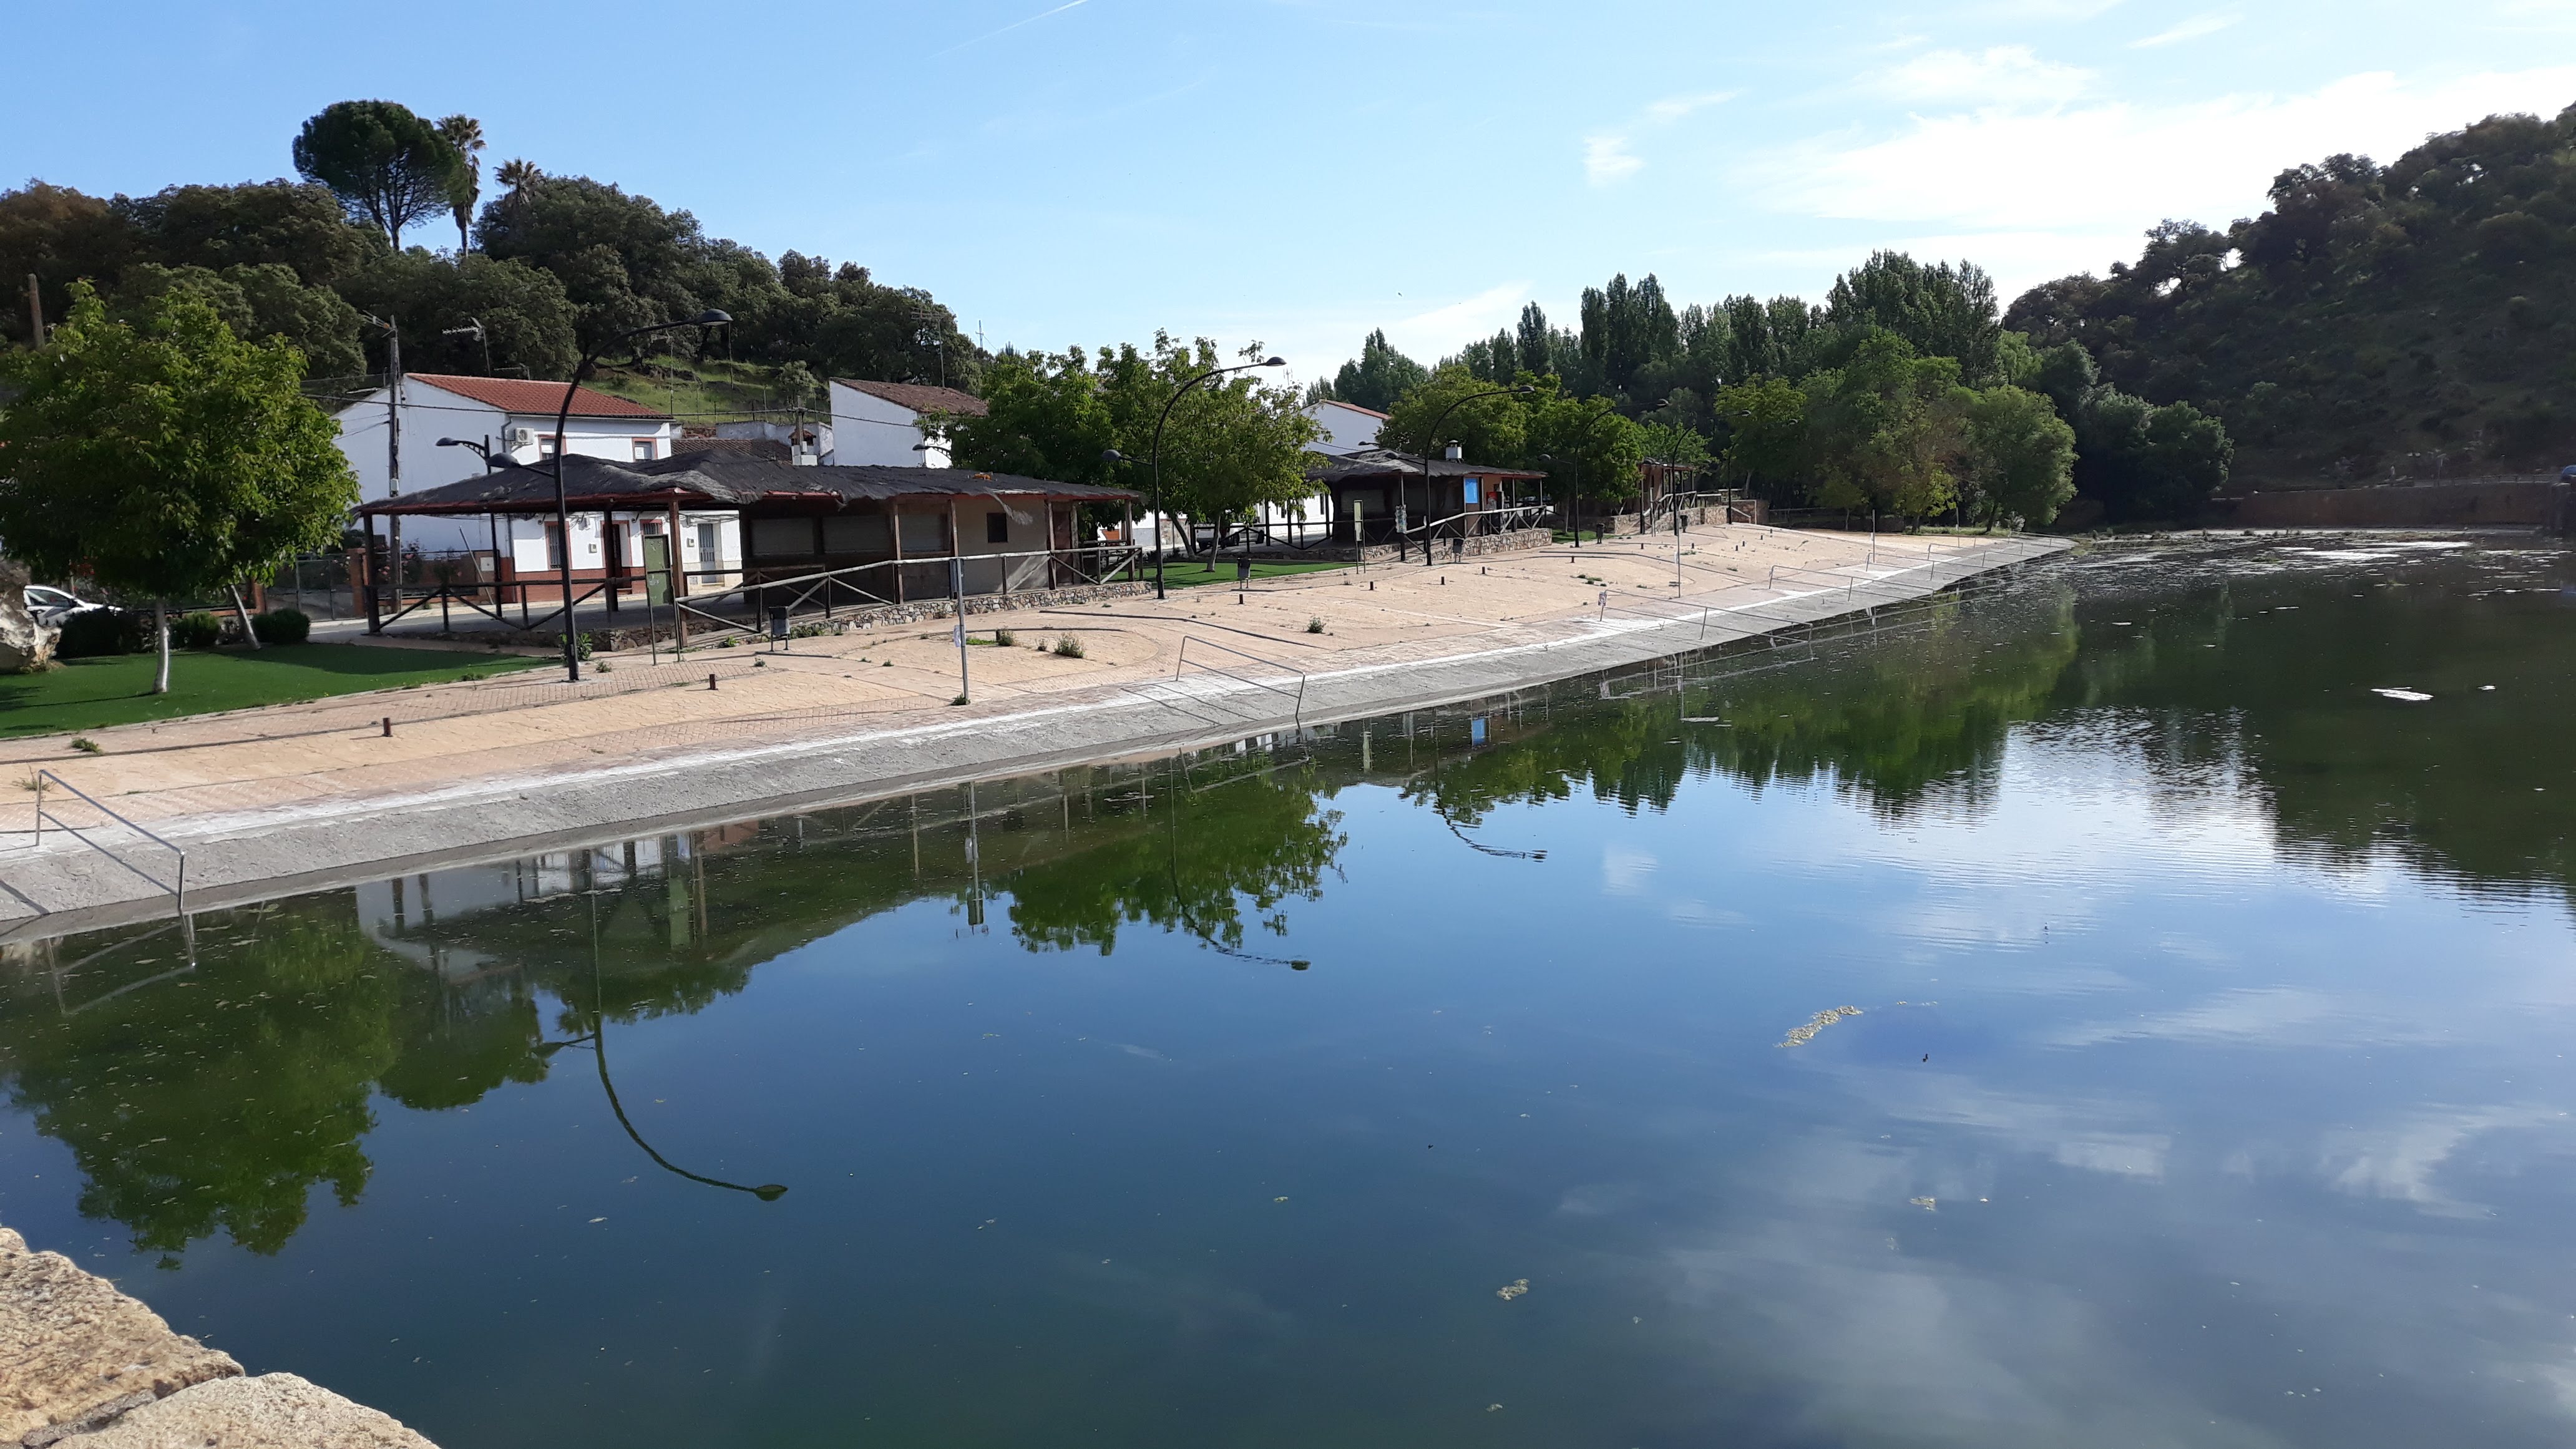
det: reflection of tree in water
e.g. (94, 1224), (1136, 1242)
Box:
(1413, 586), (2082, 827)
(0, 900), (399, 1258)
(2057, 557), (2576, 902)
(1002, 757), (1345, 954)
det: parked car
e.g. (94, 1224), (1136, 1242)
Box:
(21, 584), (95, 627)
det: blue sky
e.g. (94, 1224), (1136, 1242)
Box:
(9, 1), (2574, 388)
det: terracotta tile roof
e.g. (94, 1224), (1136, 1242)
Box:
(1315, 399), (1390, 419)
(404, 373), (671, 419)
(832, 378), (989, 417)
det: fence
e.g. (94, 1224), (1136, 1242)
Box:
(29, 769), (190, 916)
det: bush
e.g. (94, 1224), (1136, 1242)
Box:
(54, 607), (150, 658)
(1307, 617), (1325, 633)
(993, 627), (1017, 648)
(1051, 635), (1085, 658)
(170, 612), (224, 650)
(250, 607), (311, 645)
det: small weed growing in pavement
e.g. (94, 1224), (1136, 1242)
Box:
(69, 738), (101, 754)
(717, 637), (737, 648)
(882, 660), (894, 667)
(1052, 635), (1085, 658)
(1307, 617), (1325, 633)
(596, 661), (614, 673)
(951, 693), (970, 706)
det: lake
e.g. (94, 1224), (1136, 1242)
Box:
(4, 535), (2572, 1448)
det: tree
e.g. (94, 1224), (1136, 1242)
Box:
(436, 115), (485, 252)
(1961, 385), (2076, 527)
(1318, 329), (1427, 412)
(1528, 393), (1643, 525)
(110, 261), (364, 377)
(1138, 339), (1322, 536)
(0, 182), (140, 347)
(2066, 388), (2234, 522)
(947, 348), (1119, 485)
(1713, 375), (1808, 495)
(1798, 331), (1969, 518)
(0, 286), (358, 692)
(291, 100), (467, 251)
(1825, 251), (2003, 383)
(115, 180), (382, 288)
(342, 250), (578, 379)
(1380, 364), (1530, 466)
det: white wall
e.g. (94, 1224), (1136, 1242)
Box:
(1304, 400), (1386, 456)
(334, 379), (677, 553)
(829, 382), (947, 466)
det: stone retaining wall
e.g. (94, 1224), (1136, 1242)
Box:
(2219, 479), (2559, 529)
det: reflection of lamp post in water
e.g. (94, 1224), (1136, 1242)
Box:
(541, 894), (786, 1201)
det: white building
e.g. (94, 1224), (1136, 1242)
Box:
(828, 378), (988, 466)
(334, 373), (737, 587)
(1304, 399), (1388, 457)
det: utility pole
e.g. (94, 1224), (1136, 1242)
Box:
(23, 275), (41, 345)
(384, 321), (404, 631)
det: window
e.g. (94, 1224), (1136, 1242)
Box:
(986, 511), (1009, 545)
(898, 512), (947, 554)
(543, 522), (565, 568)
(632, 439), (656, 461)
(750, 518), (817, 558)
(537, 434), (559, 457)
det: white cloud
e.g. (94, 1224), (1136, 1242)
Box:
(1584, 134), (1644, 185)
(1754, 65), (2576, 280)
(1881, 46), (2092, 105)
(1601, 842), (1658, 895)
(2321, 1105), (2564, 1217)
(1646, 90), (1736, 123)
(2130, 12), (2238, 47)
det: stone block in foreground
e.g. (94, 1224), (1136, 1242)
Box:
(50, 1374), (437, 1449)
(0, 1227), (239, 1446)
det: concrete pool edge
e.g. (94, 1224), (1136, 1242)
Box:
(0, 538), (2066, 937)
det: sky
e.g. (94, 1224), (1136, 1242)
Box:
(8, 1), (2575, 389)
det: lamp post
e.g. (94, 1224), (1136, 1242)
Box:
(551, 310), (729, 682)
(1416, 385), (1532, 565)
(1101, 355), (1286, 600)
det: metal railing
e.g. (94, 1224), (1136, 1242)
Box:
(1175, 637), (1310, 724)
(30, 769), (190, 915)
(670, 542), (1146, 639)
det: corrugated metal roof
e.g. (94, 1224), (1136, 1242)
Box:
(401, 374), (671, 419)
(1307, 447), (1547, 484)
(360, 452), (1138, 516)
(831, 378), (990, 417)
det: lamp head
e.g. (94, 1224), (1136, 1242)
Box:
(1101, 447), (1127, 464)
(1260, 356), (1287, 368)
(691, 310), (732, 326)
(436, 437), (466, 448)
(751, 1184), (789, 1201)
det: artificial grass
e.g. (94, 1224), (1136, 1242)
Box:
(0, 643), (547, 739)
(1158, 560), (1355, 588)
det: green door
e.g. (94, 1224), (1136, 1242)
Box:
(643, 534), (672, 605)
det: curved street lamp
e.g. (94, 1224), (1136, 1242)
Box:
(551, 310), (731, 682)
(1414, 385), (1533, 565)
(1101, 355), (1286, 600)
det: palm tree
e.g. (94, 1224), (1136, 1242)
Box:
(437, 115), (485, 251)
(493, 158), (542, 230)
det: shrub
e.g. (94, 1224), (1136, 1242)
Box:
(1052, 635), (1085, 658)
(170, 612), (224, 650)
(250, 607), (311, 645)
(1307, 617), (1325, 633)
(55, 607), (149, 658)
(993, 627), (1017, 647)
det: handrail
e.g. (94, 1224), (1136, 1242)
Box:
(31, 769), (189, 914)
(1176, 636), (1309, 723)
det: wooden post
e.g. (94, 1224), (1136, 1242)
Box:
(363, 510), (383, 633)
(666, 495), (688, 653)
(888, 502), (905, 603)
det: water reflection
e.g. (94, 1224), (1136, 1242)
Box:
(2, 540), (2573, 1447)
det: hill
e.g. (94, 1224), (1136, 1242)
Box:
(2007, 102), (2576, 486)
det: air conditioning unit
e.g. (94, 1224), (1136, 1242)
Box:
(507, 426), (537, 448)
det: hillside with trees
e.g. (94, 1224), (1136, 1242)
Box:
(2008, 102), (2576, 484)
(1, 99), (980, 416)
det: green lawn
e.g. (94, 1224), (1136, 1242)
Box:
(1, 644), (547, 739)
(1158, 559), (1355, 588)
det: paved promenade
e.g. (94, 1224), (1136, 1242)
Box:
(0, 525), (2063, 930)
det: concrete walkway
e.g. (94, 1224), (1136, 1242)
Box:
(0, 1225), (437, 1448)
(0, 525), (2064, 932)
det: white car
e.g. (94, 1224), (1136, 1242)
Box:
(21, 585), (94, 627)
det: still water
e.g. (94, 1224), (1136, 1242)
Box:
(5, 538), (2574, 1447)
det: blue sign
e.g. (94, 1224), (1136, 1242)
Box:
(1462, 477), (1481, 505)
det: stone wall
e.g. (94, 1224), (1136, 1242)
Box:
(2221, 479), (2558, 529)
